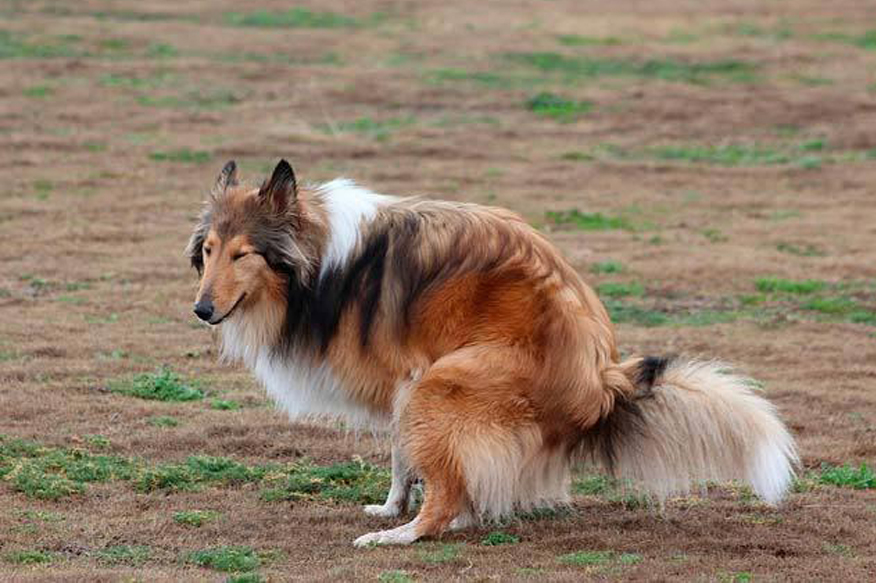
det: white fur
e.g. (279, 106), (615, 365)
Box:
(221, 320), (381, 426)
(316, 179), (395, 279)
(354, 517), (421, 547)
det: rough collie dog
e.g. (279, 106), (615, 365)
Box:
(187, 159), (798, 546)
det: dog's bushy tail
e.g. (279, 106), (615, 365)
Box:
(582, 356), (798, 504)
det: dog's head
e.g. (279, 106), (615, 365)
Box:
(186, 159), (323, 326)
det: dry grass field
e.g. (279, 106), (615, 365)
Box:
(1, 0), (876, 580)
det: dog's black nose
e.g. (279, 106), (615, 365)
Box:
(193, 301), (214, 322)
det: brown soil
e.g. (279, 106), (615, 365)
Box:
(1, 0), (875, 581)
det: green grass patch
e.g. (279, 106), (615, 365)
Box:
(507, 52), (758, 84)
(260, 460), (390, 504)
(418, 543), (462, 564)
(558, 550), (615, 566)
(597, 282), (644, 298)
(137, 90), (240, 110)
(603, 300), (669, 327)
(224, 9), (360, 28)
(818, 463), (876, 489)
(378, 571), (415, 583)
(95, 545), (151, 566)
(174, 509), (220, 527)
(0, 31), (80, 59)
(426, 68), (519, 89)
(526, 92), (592, 121)
(546, 209), (631, 231)
(481, 531), (520, 546)
(211, 399), (241, 411)
(557, 34), (622, 46)
(136, 456), (266, 493)
(23, 85), (53, 98)
(814, 30), (876, 50)
(147, 415), (180, 427)
(573, 474), (614, 496)
(149, 149), (212, 164)
(802, 297), (858, 315)
(113, 367), (204, 402)
(776, 242), (824, 257)
(146, 42), (179, 58)
(187, 546), (260, 573)
(590, 261), (624, 274)
(325, 117), (414, 141)
(755, 277), (826, 294)
(4, 549), (54, 565)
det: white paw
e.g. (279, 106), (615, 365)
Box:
(354, 521), (420, 547)
(363, 503), (401, 518)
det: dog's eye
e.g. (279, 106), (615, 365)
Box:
(232, 251), (250, 261)
(203, 247), (212, 257)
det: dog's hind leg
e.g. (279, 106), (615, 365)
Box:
(353, 346), (537, 546)
(363, 441), (414, 518)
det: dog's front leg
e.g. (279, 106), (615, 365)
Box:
(364, 440), (414, 518)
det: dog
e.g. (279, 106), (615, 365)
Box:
(187, 159), (798, 546)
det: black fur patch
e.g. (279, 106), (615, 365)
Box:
(581, 355), (674, 474)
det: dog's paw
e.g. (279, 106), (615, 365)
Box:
(353, 524), (419, 547)
(363, 503), (401, 518)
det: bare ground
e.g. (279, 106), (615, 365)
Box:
(1, 0), (875, 580)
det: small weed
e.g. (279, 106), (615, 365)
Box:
(224, 9), (358, 29)
(379, 571), (415, 583)
(187, 546), (260, 573)
(508, 52), (757, 84)
(147, 415), (179, 427)
(573, 474), (615, 496)
(325, 117), (414, 141)
(526, 92), (592, 121)
(84, 434), (110, 449)
(755, 277), (826, 294)
(211, 399), (241, 411)
(776, 242), (824, 256)
(802, 297), (857, 315)
(481, 531), (520, 546)
(174, 509), (220, 527)
(818, 463), (876, 489)
(419, 543), (462, 564)
(260, 460), (390, 504)
(146, 43), (179, 58)
(604, 300), (669, 327)
(226, 575), (264, 583)
(5, 549), (54, 565)
(546, 209), (631, 231)
(702, 228), (728, 243)
(95, 545), (151, 565)
(23, 85), (53, 98)
(557, 34), (622, 46)
(591, 261), (624, 274)
(597, 282), (644, 298)
(823, 542), (854, 557)
(113, 367), (203, 402)
(558, 550), (614, 566)
(149, 148), (212, 164)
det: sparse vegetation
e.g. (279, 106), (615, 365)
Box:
(526, 92), (593, 121)
(174, 509), (220, 527)
(112, 367), (204, 402)
(224, 9), (359, 29)
(5, 549), (54, 565)
(95, 545), (152, 566)
(597, 282), (644, 298)
(507, 52), (758, 84)
(418, 543), (462, 564)
(149, 149), (212, 164)
(819, 463), (876, 489)
(482, 531), (521, 545)
(755, 277), (826, 294)
(546, 209), (631, 231)
(590, 261), (624, 274)
(187, 546), (260, 573)
(324, 117), (415, 141)
(260, 460), (390, 504)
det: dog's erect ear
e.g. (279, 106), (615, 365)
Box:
(212, 160), (239, 195)
(259, 159), (297, 213)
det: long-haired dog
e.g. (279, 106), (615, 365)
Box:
(187, 159), (798, 546)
